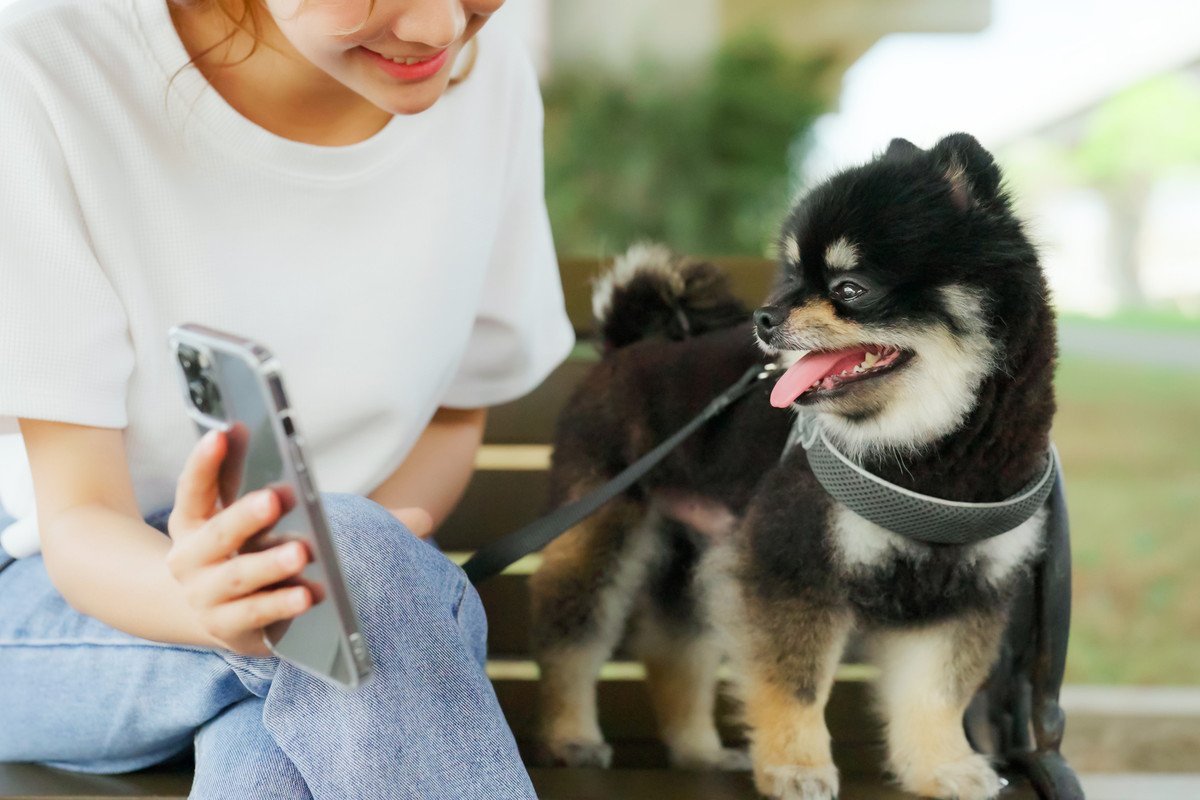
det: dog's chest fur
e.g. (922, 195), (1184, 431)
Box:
(737, 448), (1043, 625)
(828, 502), (1045, 623)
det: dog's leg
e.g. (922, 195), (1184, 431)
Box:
(736, 596), (852, 800)
(632, 525), (749, 771)
(529, 499), (660, 767)
(872, 612), (1007, 800)
(636, 611), (753, 771)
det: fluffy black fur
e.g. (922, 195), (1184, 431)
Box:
(530, 134), (1057, 799)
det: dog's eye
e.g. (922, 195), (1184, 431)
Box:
(830, 281), (868, 302)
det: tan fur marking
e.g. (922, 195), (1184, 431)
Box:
(743, 677), (834, 769)
(701, 544), (849, 795)
(636, 618), (732, 767)
(781, 301), (865, 352)
(872, 614), (1007, 799)
(824, 238), (859, 271)
(531, 494), (660, 766)
(892, 702), (978, 793)
(533, 483), (642, 580)
(537, 646), (608, 747)
(739, 605), (851, 797)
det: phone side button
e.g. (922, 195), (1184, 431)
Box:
(288, 442), (312, 483)
(297, 472), (317, 503)
(348, 633), (371, 668)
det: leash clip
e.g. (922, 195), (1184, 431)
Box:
(756, 362), (780, 381)
(782, 410), (820, 460)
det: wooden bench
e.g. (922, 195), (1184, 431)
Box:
(0, 257), (1078, 799)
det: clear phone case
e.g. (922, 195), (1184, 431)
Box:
(168, 323), (374, 690)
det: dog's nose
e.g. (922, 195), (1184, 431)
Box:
(754, 305), (787, 338)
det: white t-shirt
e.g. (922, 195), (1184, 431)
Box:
(0, 0), (575, 558)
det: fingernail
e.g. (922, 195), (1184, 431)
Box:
(278, 544), (302, 567)
(202, 430), (219, 450)
(291, 588), (309, 610)
(258, 491), (275, 514)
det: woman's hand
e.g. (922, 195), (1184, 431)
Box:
(164, 430), (312, 657)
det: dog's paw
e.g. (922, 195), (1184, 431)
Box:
(669, 746), (752, 771)
(753, 763), (839, 800)
(539, 738), (613, 768)
(899, 753), (1003, 800)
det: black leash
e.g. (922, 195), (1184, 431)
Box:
(462, 362), (776, 584)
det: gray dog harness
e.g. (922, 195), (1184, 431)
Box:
(784, 411), (1059, 545)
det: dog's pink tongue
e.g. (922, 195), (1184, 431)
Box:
(769, 349), (865, 408)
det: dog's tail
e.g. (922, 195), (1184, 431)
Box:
(591, 243), (748, 353)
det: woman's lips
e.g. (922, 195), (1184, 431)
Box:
(360, 47), (450, 82)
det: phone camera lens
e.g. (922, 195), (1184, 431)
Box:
(205, 381), (224, 417)
(179, 345), (224, 419)
(188, 378), (209, 412)
(178, 347), (200, 376)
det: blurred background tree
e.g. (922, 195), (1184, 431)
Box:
(1002, 71), (1200, 313)
(542, 35), (829, 257)
(1071, 73), (1200, 308)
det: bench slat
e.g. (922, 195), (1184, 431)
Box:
(529, 769), (1035, 800)
(492, 666), (881, 750)
(437, 470), (550, 551)
(0, 763), (1036, 800)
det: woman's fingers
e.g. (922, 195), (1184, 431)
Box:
(389, 506), (433, 538)
(170, 430), (225, 531)
(202, 585), (312, 652)
(167, 489), (280, 576)
(189, 541), (309, 607)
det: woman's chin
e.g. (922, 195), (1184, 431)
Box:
(365, 80), (451, 116)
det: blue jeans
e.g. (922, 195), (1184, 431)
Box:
(0, 493), (536, 799)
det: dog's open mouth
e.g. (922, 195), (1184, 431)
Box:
(770, 345), (912, 408)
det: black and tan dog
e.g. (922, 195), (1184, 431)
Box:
(529, 134), (1056, 800)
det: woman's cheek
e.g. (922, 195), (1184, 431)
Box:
(264, 0), (305, 19)
(267, 0), (374, 34)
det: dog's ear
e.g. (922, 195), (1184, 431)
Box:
(931, 133), (1001, 210)
(883, 137), (922, 161)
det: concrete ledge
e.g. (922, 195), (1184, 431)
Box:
(1080, 774), (1200, 800)
(1062, 686), (1200, 773)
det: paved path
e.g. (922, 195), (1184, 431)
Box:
(1081, 774), (1200, 800)
(1059, 321), (1200, 370)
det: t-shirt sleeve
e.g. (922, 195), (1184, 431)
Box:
(0, 54), (133, 434)
(440, 43), (575, 409)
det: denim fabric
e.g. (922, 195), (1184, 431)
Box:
(0, 493), (536, 799)
(0, 509), (14, 575)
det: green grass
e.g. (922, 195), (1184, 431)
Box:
(1059, 308), (1200, 334)
(1054, 355), (1200, 684)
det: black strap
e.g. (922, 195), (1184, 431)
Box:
(462, 363), (773, 584)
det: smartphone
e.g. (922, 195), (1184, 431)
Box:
(168, 323), (374, 691)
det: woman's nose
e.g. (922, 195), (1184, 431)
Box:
(389, 0), (467, 50)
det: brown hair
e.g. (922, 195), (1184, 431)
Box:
(168, 0), (476, 83)
(167, 0), (271, 71)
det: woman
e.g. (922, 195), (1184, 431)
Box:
(0, 0), (574, 797)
